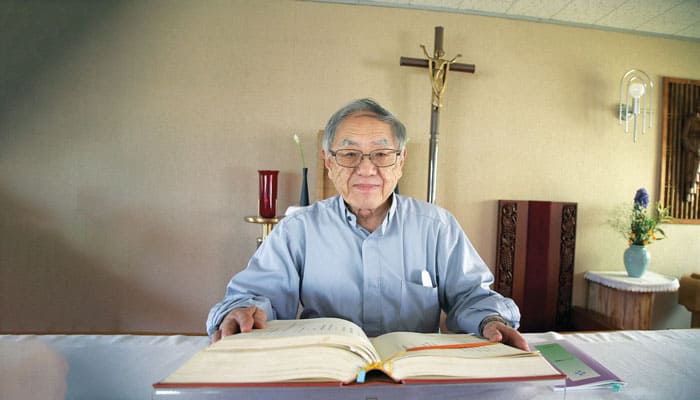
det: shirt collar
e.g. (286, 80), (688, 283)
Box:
(383, 193), (398, 234)
(339, 193), (398, 235)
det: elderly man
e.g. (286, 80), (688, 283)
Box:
(207, 98), (527, 350)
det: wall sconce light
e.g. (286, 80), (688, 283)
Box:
(618, 69), (653, 142)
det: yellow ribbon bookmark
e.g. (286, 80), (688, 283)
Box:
(356, 362), (384, 383)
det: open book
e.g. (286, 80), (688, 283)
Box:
(156, 317), (564, 387)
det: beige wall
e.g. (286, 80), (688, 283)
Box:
(1, 0), (699, 333)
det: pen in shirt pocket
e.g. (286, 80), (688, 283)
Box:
(421, 270), (434, 288)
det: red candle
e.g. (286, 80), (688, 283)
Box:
(258, 170), (279, 218)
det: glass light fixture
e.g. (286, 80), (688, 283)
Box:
(618, 69), (653, 142)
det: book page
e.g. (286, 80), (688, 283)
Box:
(370, 332), (562, 382)
(162, 345), (368, 384)
(209, 318), (379, 363)
(371, 331), (532, 362)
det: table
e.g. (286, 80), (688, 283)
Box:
(583, 270), (679, 330)
(2, 329), (699, 400)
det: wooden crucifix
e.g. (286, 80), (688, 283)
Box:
(400, 26), (475, 204)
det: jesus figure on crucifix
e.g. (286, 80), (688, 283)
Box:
(420, 44), (461, 108)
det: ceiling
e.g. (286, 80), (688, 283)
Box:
(309, 0), (700, 41)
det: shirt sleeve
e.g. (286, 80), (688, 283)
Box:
(205, 219), (304, 337)
(439, 214), (521, 334)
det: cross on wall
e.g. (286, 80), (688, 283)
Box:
(400, 26), (475, 204)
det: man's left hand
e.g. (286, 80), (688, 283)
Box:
(482, 321), (529, 351)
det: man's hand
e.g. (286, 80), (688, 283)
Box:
(211, 306), (267, 343)
(482, 320), (529, 351)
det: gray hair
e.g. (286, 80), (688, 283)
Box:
(322, 98), (407, 153)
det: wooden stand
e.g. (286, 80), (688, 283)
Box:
(316, 130), (337, 201)
(582, 271), (680, 330)
(245, 216), (282, 247)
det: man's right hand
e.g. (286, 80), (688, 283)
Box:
(211, 306), (267, 343)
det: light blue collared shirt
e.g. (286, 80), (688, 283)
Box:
(206, 194), (520, 337)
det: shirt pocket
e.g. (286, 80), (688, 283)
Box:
(399, 281), (440, 333)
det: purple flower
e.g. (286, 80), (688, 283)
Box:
(634, 188), (649, 209)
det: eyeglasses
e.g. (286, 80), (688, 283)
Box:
(329, 148), (401, 168)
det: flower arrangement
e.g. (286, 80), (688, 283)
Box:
(293, 134), (306, 168)
(610, 188), (672, 246)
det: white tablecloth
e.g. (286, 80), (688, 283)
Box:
(0, 334), (208, 400)
(1, 329), (698, 400)
(584, 270), (680, 292)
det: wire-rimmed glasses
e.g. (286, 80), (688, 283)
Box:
(330, 148), (401, 168)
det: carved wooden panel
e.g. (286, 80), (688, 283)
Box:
(557, 204), (577, 329)
(495, 201), (577, 332)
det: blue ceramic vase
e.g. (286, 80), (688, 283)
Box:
(299, 167), (309, 206)
(623, 245), (650, 278)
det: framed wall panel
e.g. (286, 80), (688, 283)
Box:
(660, 77), (700, 223)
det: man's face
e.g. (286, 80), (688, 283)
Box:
(323, 112), (405, 214)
